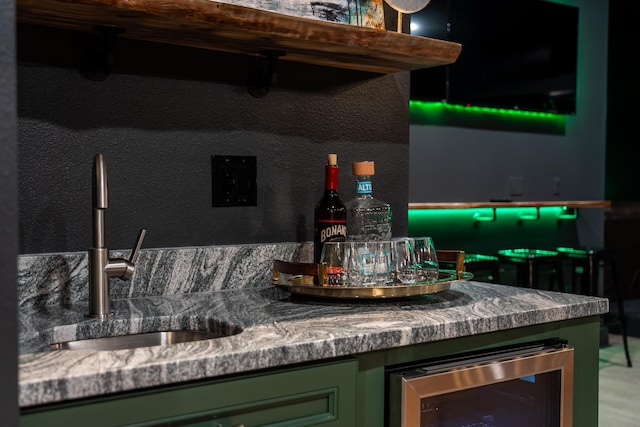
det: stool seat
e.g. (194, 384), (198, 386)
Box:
(556, 246), (632, 368)
(496, 248), (565, 291)
(465, 253), (499, 263)
(557, 246), (610, 257)
(497, 248), (560, 261)
(464, 253), (501, 283)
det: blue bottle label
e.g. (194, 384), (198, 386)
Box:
(356, 181), (372, 194)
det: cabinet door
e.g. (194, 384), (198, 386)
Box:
(148, 387), (346, 427)
(21, 359), (357, 427)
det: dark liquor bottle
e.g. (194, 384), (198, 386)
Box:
(314, 154), (347, 263)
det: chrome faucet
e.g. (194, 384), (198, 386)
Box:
(89, 153), (146, 319)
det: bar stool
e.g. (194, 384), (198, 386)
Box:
(556, 246), (632, 368)
(464, 253), (501, 283)
(496, 248), (565, 291)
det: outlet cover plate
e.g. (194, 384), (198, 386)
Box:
(508, 176), (524, 197)
(212, 155), (257, 207)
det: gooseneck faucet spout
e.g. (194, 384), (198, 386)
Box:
(89, 153), (146, 319)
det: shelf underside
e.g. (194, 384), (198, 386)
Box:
(17, 0), (462, 74)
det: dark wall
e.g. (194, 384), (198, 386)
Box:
(606, 1), (639, 201)
(605, 205), (640, 299)
(17, 24), (410, 254)
(0, 0), (18, 423)
(604, 1), (640, 298)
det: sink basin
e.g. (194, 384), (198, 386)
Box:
(50, 330), (229, 351)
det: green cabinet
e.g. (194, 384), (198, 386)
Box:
(355, 316), (601, 427)
(21, 359), (357, 427)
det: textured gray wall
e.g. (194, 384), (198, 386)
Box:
(17, 24), (410, 254)
(0, 0), (18, 423)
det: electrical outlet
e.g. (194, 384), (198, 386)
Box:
(212, 155), (257, 207)
(508, 176), (524, 197)
(553, 177), (561, 196)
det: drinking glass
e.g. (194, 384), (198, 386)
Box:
(346, 241), (392, 287)
(373, 240), (393, 286)
(391, 238), (417, 285)
(319, 241), (350, 286)
(413, 237), (439, 282)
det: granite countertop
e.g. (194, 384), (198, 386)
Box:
(18, 278), (608, 408)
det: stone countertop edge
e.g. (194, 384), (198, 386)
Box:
(18, 280), (608, 408)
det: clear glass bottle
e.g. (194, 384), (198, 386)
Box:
(313, 154), (347, 263)
(345, 161), (392, 241)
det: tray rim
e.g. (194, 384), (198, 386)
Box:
(274, 269), (473, 299)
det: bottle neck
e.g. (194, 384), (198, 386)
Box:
(325, 164), (339, 191)
(355, 175), (373, 196)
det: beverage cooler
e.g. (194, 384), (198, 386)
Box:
(386, 339), (574, 427)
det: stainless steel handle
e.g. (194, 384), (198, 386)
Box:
(129, 228), (147, 264)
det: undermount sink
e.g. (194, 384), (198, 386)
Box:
(50, 330), (234, 351)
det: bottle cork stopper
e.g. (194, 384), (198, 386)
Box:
(327, 154), (338, 166)
(352, 161), (375, 176)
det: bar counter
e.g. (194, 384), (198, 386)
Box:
(18, 243), (607, 408)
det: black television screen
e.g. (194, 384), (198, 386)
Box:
(410, 0), (579, 114)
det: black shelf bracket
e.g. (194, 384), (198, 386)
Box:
(247, 50), (286, 98)
(79, 25), (124, 81)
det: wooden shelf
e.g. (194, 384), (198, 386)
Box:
(409, 201), (612, 210)
(16, 0), (462, 75)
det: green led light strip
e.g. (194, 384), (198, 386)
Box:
(409, 206), (578, 225)
(409, 101), (567, 134)
(411, 101), (561, 118)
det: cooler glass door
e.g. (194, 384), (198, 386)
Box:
(388, 343), (574, 427)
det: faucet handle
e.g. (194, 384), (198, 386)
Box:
(129, 228), (147, 264)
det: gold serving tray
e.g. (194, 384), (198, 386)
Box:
(274, 269), (474, 299)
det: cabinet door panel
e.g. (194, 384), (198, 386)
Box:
(21, 360), (356, 427)
(133, 387), (344, 426)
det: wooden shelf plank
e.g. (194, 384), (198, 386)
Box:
(409, 201), (612, 210)
(16, 0), (462, 74)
